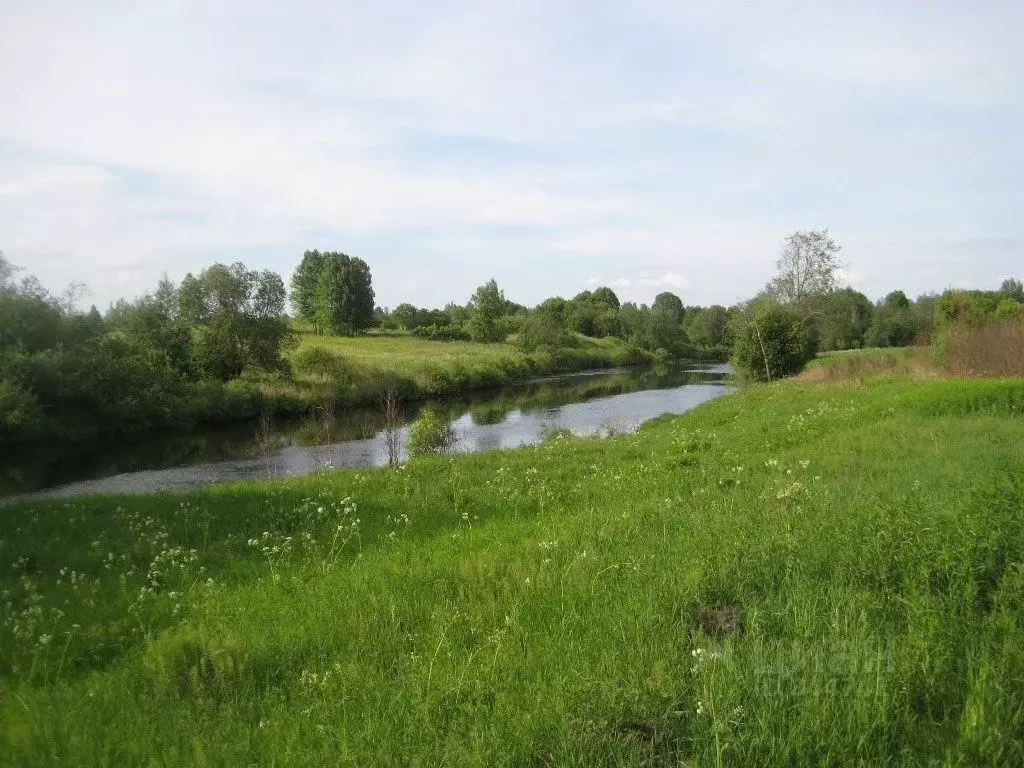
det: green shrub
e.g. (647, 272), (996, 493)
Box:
(0, 379), (45, 441)
(407, 406), (457, 458)
(515, 311), (575, 352)
(410, 324), (471, 342)
(732, 304), (817, 382)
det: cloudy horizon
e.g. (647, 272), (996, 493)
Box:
(1, 0), (1021, 311)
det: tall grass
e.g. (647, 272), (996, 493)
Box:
(803, 322), (1024, 384)
(939, 321), (1024, 377)
(2, 377), (1024, 765)
(800, 347), (934, 381)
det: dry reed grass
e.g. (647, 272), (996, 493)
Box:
(941, 321), (1024, 377)
(799, 347), (935, 382)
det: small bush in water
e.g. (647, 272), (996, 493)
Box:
(407, 407), (457, 458)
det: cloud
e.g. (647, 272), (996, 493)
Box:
(0, 0), (1020, 308)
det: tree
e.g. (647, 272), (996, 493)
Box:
(204, 263), (255, 316)
(911, 293), (940, 342)
(865, 293), (918, 347)
(865, 311), (917, 348)
(177, 273), (206, 326)
(814, 288), (874, 351)
(732, 303), (817, 382)
(566, 289), (619, 338)
(768, 229), (843, 304)
(994, 298), (1024, 322)
(251, 270), (287, 319)
(290, 250), (328, 329)
(445, 302), (471, 328)
(177, 262), (294, 379)
(107, 276), (192, 376)
(649, 303), (684, 353)
(883, 290), (911, 310)
(0, 252), (20, 290)
(517, 300), (574, 352)
(1000, 278), (1024, 302)
(935, 290), (1000, 328)
(685, 306), (729, 349)
(152, 274), (179, 318)
(652, 292), (685, 325)
(307, 252), (376, 336)
(467, 279), (507, 343)
(339, 256), (375, 334)
(392, 303), (418, 331)
(0, 263), (198, 445)
(591, 286), (620, 310)
(290, 251), (374, 335)
(0, 274), (63, 352)
(617, 302), (655, 350)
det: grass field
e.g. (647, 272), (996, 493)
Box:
(3, 374), (1024, 765)
(284, 331), (653, 407)
(296, 331), (532, 373)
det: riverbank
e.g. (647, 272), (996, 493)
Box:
(278, 330), (659, 405)
(3, 375), (1023, 765)
(0, 365), (730, 500)
(0, 331), (723, 461)
(279, 329), (729, 407)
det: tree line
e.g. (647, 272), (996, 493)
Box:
(0, 255), (294, 446)
(2, 238), (1020, 446)
(729, 230), (1024, 381)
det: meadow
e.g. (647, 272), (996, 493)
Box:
(2, 372), (1024, 766)
(296, 331), (534, 374)
(279, 330), (655, 409)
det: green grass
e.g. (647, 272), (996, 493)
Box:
(3, 376), (1024, 765)
(297, 331), (530, 372)
(283, 331), (652, 407)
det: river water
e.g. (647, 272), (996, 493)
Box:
(1, 364), (731, 503)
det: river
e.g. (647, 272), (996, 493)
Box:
(0, 364), (732, 503)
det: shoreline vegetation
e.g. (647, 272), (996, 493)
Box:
(1, 252), (732, 454)
(1, 363), (728, 500)
(2, 363), (1023, 764)
(4, 236), (1021, 453)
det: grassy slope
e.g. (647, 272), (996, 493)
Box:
(3, 376), (1024, 766)
(296, 331), (531, 371)
(279, 331), (649, 408)
(291, 331), (533, 396)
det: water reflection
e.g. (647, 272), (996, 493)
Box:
(1, 364), (731, 501)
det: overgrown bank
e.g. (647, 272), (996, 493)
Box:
(282, 329), (715, 408)
(3, 375), (1024, 765)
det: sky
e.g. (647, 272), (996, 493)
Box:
(0, 0), (1021, 311)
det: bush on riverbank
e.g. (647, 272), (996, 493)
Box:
(406, 406), (457, 457)
(731, 303), (817, 382)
